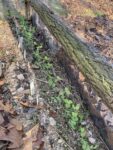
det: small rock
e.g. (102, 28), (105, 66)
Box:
(105, 36), (111, 40)
(88, 137), (96, 144)
(6, 51), (10, 55)
(88, 130), (93, 136)
(81, 121), (87, 125)
(12, 74), (16, 78)
(17, 87), (24, 93)
(95, 95), (101, 102)
(40, 112), (47, 126)
(28, 108), (37, 114)
(58, 139), (63, 144)
(49, 117), (56, 126)
(17, 74), (24, 80)
(28, 96), (34, 101)
(100, 103), (108, 111)
(104, 112), (113, 126)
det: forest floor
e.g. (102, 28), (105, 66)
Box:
(60, 0), (113, 65)
(0, 0), (112, 150)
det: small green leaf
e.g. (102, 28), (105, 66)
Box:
(44, 56), (50, 61)
(64, 99), (72, 108)
(75, 104), (80, 111)
(72, 112), (78, 118)
(59, 89), (65, 97)
(69, 120), (77, 129)
(81, 139), (90, 150)
(80, 127), (86, 137)
(64, 87), (71, 96)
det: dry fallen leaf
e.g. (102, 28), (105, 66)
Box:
(32, 125), (44, 150)
(10, 119), (23, 131)
(23, 124), (44, 150)
(23, 125), (39, 150)
(0, 101), (16, 115)
(79, 72), (85, 82)
(20, 101), (31, 107)
(20, 101), (36, 108)
(0, 124), (23, 149)
(23, 131), (33, 150)
(0, 79), (5, 86)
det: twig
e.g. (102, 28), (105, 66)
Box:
(36, 78), (48, 84)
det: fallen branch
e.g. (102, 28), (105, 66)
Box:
(29, 0), (113, 112)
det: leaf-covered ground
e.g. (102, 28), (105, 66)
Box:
(60, 0), (113, 65)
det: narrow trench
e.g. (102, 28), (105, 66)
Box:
(22, 18), (108, 149)
(8, 12), (110, 150)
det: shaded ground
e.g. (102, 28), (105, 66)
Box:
(60, 0), (113, 65)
